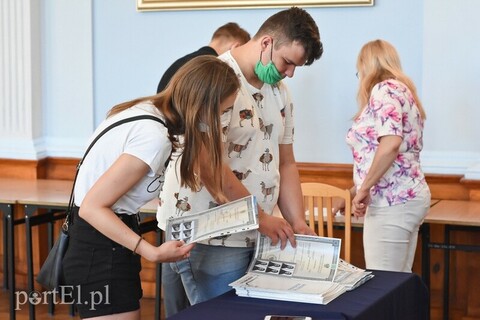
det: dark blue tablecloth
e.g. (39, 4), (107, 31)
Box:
(168, 270), (428, 320)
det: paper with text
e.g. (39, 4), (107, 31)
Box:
(165, 195), (258, 244)
(249, 234), (341, 281)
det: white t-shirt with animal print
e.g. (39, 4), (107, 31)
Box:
(156, 51), (294, 247)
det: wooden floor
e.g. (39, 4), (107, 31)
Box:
(0, 289), (163, 319)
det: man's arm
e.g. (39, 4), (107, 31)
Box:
(199, 146), (296, 249)
(277, 144), (316, 236)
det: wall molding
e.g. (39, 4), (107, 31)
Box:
(1, 158), (478, 200)
(0, 0), (43, 160)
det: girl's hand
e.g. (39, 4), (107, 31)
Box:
(141, 240), (196, 262)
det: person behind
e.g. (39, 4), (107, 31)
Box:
(156, 22), (250, 93)
(343, 39), (431, 272)
(157, 7), (323, 316)
(62, 56), (240, 319)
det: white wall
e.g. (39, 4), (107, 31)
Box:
(3, 0), (480, 177)
(41, 0), (94, 157)
(421, 0), (480, 177)
(90, 1), (424, 166)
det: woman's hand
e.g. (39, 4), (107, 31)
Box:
(350, 136), (401, 218)
(139, 240), (195, 263)
(332, 186), (356, 215)
(332, 198), (346, 215)
(352, 188), (370, 218)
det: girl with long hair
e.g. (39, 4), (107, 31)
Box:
(62, 55), (239, 319)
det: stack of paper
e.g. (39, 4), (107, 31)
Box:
(334, 259), (374, 291)
(230, 234), (373, 305)
(230, 273), (346, 304)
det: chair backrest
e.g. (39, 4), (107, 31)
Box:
(301, 182), (352, 263)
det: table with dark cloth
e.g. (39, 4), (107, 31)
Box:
(168, 270), (428, 320)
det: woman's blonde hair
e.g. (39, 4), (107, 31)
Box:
(107, 55), (240, 199)
(355, 39), (425, 120)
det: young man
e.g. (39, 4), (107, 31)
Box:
(156, 22), (250, 93)
(157, 7), (324, 317)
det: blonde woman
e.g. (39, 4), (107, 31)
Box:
(346, 39), (431, 272)
(62, 56), (239, 319)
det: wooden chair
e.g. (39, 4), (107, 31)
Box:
(301, 182), (352, 263)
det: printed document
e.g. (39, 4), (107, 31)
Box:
(230, 234), (373, 304)
(165, 195), (258, 244)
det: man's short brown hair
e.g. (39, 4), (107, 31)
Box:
(254, 7), (323, 66)
(212, 22), (251, 45)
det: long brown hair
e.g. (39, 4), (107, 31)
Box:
(108, 56), (240, 198)
(355, 39), (425, 120)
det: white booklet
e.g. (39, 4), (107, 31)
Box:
(165, 195), (258, 244)
(230, 234), (347, 304)
(230, 234), (374, 304)
(249, 234), (341, 281)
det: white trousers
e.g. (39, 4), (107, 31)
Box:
(363, 190), (431, 272)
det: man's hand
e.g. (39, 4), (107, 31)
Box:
(258, 212), (295, 249)
(291, 221), (316, 236)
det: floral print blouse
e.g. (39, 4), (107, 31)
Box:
(346, 79), (429, 207)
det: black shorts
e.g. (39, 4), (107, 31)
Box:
(62, 208), (143, 318)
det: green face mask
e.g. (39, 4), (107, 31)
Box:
(254, 42), (283, 85)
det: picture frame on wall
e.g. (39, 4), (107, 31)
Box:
(137, 0), (374, 11)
